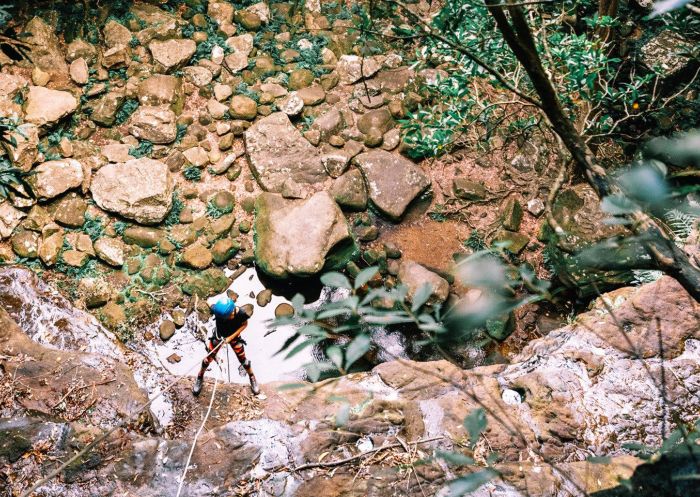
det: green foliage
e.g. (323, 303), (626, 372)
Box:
(235, 82), (260, 103)
(0, 159), (34, 201)
(164, 192), (184, 227)
(183, 166), (202, 182)
(185, 13), (232, 63)
(206, 199), (233, 219)
(175, 123), (189, 143)
(82, 215), (105, 241)
(464, 230), (487, 252)
(55, 257), (100, 280)
(114, 99), (139, 126)
(113, 221), (129, 236)
(128, 140), (153, 158)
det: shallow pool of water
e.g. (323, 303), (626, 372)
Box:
(148, 267), (346, 385)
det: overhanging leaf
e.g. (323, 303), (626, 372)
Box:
(463, 408), (487, 449)
(354, 266), (379, 289)
(344, 334), (371, 369)
(320, 271), (352, 289)
(411, 283), (433, 312)
(447, 469), (498, 496)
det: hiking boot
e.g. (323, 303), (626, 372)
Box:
(249, 374), (260, 395)
(192, 375), (204, 397)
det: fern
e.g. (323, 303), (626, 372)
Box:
(664, 209), (697, 242)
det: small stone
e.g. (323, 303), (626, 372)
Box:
(181, 244), (213, 269)
(160, 320), (176, 341)
(94, 237), (125, 267)
(62, 250), (89, 267)
(493, 229), (529, 254)
(70, 58), (89, 85)
(288, 68), (314, 90)
(230, 95), (258, 120)
(274, 303), (294, 318)
(502, 198), (523, 232)
(453, 178), (489, 201)
(172, 310), (186, 328)
(279, 92), (304, 116)
(256, 288), (272, 307)
(12, 229), (39, 258)
(101, 302), (126, 329)
(53, 195), (87, 228)
(166, 353), (182, 364)
(527, 198), (545, 217)
(211, 238), (240, 264)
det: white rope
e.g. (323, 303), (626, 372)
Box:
(175, 375), (219, 497)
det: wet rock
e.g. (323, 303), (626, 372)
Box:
(94, 238), (125, 267)
(53, 194), (87, 228)
(0, 202), (26, 239)
(149, 39), (196, 72)
(128, 106), (178, 144)
(254, 191), (354, 278)
(245, 112), (326, 192)
(256, 288), (273, 307)
(336, 55), (382, 84)
(398, 261), (449, 305)
(501, 198), (523, 232)
(24, 86), (78, 127)
(180, 244), (213, 269)
(453, 178), (488, 201)
(29, 159), (84, 200)
(159, 320), (176, 341)
(274, 303), (294, 318)
(122, 226), (166, 248)
(91, 158), (174, 224)
(354, 151), (430, 221)
(329, 169), (368, 211)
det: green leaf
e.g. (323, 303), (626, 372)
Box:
(447, 469), (497, 496)
(411, 283), (433, 312)
(344, 334), (371, 369)
(284, 338), (317, 360)
(326, 345), (344, 370)
(436, 450), (475, 466)
(316, 308), (351, 320)
(320, 271), (352, 289)
(335, 403), (350, 427)
(463, 408), (487, 449)
(354, 266), (379, 289)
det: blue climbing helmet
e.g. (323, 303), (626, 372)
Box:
(211, 295), (236, 317)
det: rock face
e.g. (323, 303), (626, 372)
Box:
(2, 275), (697, 497)
(254, 191), (354, 278)
(245, 112), (327, 192)
(354, 151), (430, 220)
(24, 86), (78, 127)
(90, 158), (174, 224)
(29, 159), (84, 200)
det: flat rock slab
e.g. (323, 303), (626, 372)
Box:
(354, 151), (430, 221)
(254, 191), (353, 278)
(245, 112), (327, 192)
(91, 158), (174, 225)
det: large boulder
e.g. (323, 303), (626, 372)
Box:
(254, 191), (354, 278)
(244, 112), (327, 192)
(354, 151), (430, 220)
(24, 86), (78, 127)
(29, 159), (84, 200)
(148, 39), (196, 73)
(128, 105), (177, 144)
(22, 17), (69, 79)
(90, 158), (174, 224)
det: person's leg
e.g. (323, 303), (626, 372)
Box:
(231, 340), (260, 394)
(193, 337), (221, 396)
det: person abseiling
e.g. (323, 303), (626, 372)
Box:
(193, 295), (260, 396)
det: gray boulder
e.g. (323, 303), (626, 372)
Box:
(354, 151), (430, 220)
(245, 112), (327, 192)
(254, 191), (354, 278)
(90, 158), (174, 225)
